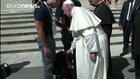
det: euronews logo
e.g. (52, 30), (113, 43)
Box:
(6, 0), (43, 9)
(6, 4), (40, 9)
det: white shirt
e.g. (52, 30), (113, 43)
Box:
(127, 0), (136, 20)
(44, 1), (57, 36)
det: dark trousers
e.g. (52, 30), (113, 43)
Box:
(61, 30), (73, 51)
(72, 49), (76, 79)
(101, 24), (113, 76)
(134, 53), (140, 79)
(123, 21), (133, 53)
(37, 35), (56, 79)
(61, 30), (77, 79)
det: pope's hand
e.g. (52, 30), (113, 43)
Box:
(90, 53), (96, 62)
(67, 49), (72, 54)
(67, 27), (72, 34)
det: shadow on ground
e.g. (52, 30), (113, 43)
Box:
(112, 56), (130, 79)
(10, 61), (30, 74)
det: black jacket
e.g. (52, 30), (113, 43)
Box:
(132, 2), (140, 55)
(119, 0), (140, 28)
(119, 0), (130, 28)
(95, 2), (116, 24)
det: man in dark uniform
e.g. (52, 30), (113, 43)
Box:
(88, 0), (116, 78)
(55, 0), (81, 51)
(118, 0), (136, 58)
(55, 1), (73, 79)
(119, 0), (140, 73)
(128, 0), (140, 78)
(34, 0), (60, 79)
(55, 1), (73, 52)
(55, 0), (81, 79)
(132, 2), (140, 79)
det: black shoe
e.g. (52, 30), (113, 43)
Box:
(120, 52), (128, 57)
(128, 68), (135, 72)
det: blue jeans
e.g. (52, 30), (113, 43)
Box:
(37, 35), (56, 79)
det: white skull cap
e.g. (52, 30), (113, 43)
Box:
(63, 0), (74, 5)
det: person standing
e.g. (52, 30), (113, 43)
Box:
(118, 0), (136, 57)
(88, 0), (116, 77)
(62, 0), (109, 79)
(127, 0), (140, 77)
(119, 0), (140, 73)
(55, 0), (81, 79)
(131, 2), (140, 79)
(55, 0), (81, 51)
(34, 0), (60, 79)
(55, 1), (73, 52)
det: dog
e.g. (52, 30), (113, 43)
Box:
(53, 51), (75, 79)
(65, 53), (74, 69)
(35, 38), (75, 79)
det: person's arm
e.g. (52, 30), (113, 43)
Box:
(118, 2), (125, 30)
(34, 7), (49, 51)
(83, 28), (99, 62)
(67, 32), (78, 53)
(69, 32), (99, 53)
(54, 7), (69, 30)
(83, 30), (99, 54)
(35, 21), (48, 48)
(70, 37), (77, 50)
(68, 28), (100, 53)
(55, 18), (67, 29)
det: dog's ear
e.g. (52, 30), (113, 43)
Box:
(59, 51), (64, 53)
(68, 53), (74, 58)
(65, 53), (74, 61)
(56, 51), (65, 61)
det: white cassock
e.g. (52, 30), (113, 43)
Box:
(70, 7), (109, 79)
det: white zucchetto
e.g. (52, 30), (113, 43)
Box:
(63, 0), (74, 5)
